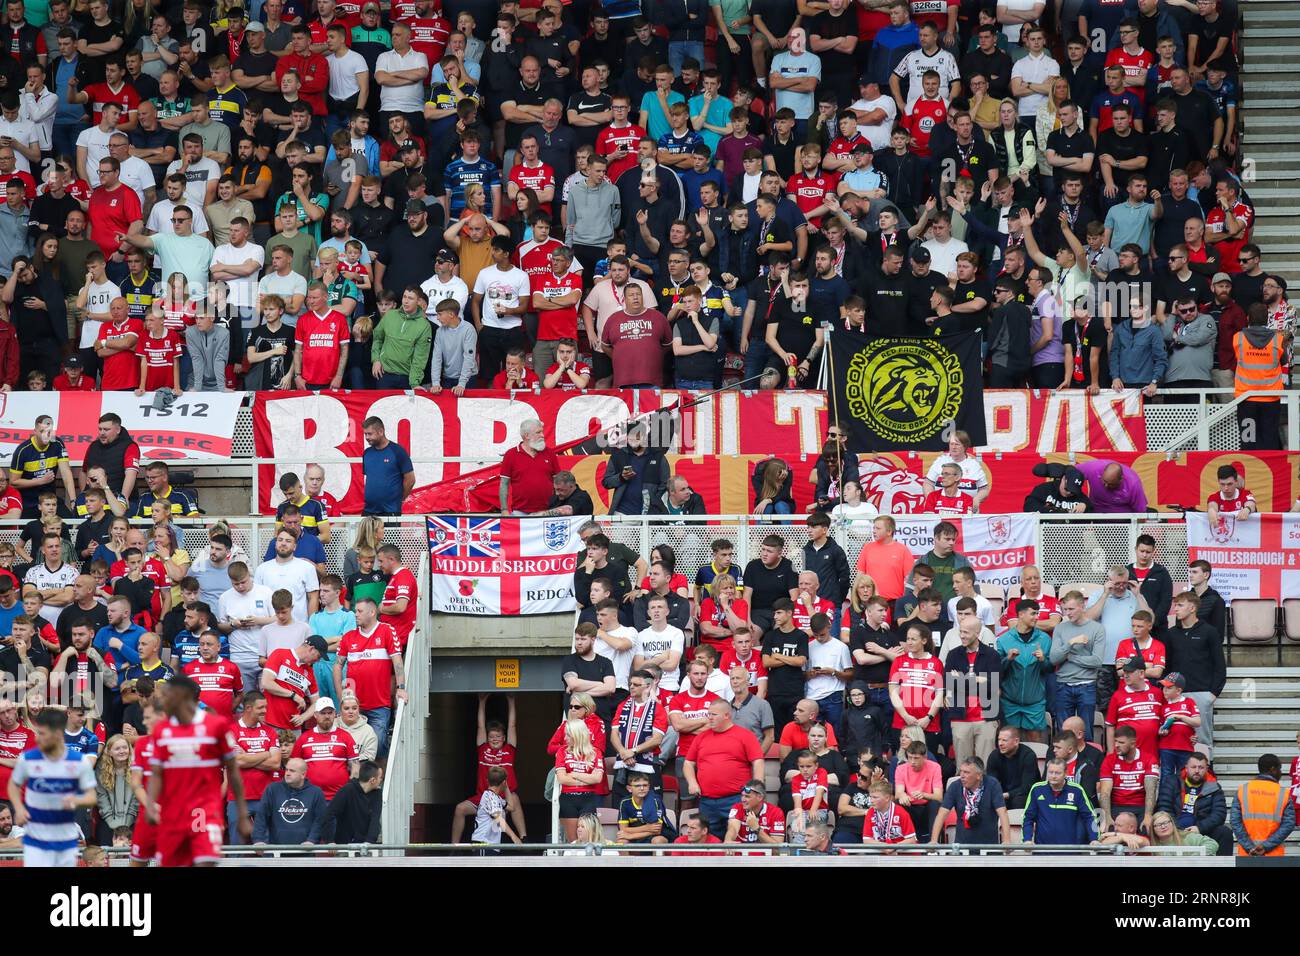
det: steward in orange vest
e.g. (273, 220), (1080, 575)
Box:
(1230, 754), (1295, 856)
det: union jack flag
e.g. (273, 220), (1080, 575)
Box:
(427, 516), (502, 558)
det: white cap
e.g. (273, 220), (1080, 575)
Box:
(316, 696), (335, 711)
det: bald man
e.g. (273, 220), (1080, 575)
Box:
(94, 296), (143, 391)
(1074, 459), (1148, 513)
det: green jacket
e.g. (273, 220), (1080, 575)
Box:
(372, 308), (432, 387)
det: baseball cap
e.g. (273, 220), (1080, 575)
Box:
(435, 247), (459, 264)
(315, 696), (336, 711)
(304, 635), (329, 656)
(1160, 672), (1187, 689)
(404, 199), (427, 216)
(244, 20), (265, 31)
(1061, 466), (1085, 494)
(1122, 655), (1146, 673)
(62, 354), (83, 369)
(909, 245), (931, 264)
(1211, 271), (1232, 285)
(363, 0), (380, 9)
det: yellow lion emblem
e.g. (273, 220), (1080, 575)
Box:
(843, 339), (964, 444)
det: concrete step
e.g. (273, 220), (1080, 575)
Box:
(1212, 696), (1300, 708)
(1225, 667), (1300, 677)
(1213, 729), (1299, 742)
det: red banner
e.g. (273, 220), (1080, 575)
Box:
(251, 390), (830, 514)
(1187, 513), (1300, 602)
(978, 389), (1146, 454)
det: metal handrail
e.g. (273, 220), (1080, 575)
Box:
(380, 550), (430, 853)
(1157, 389), (1299, 451)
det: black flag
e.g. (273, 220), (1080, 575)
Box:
(829, 328), (986, 452)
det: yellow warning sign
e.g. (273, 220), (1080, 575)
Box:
(495, 659), (520, 689)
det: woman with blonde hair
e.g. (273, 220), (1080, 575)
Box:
(1034, 76), (1072, 193)
(1148, 810), (1219, 855)
(752, 457), (794, 515)
(95, 734), (138, 845)
(343, 515), (385, 580)
(987, 98), (1037, 199)
(841, 572), (890, 642)
(555, 718), (603, 840)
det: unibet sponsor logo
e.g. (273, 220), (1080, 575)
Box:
(844, 338), (963, 444)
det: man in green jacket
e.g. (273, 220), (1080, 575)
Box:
(372, 287), (433, 389)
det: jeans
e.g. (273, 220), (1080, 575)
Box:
(669, 41), (705, 77)
(675, 377), (714, 390)
(1032, 362), (1065, 389)
(53, 121), (85, 163)
(1158, 749), (1192, 811)
(815, 692), (843, 730)
(376, 371), (415, 389)
(364, 705), (392, 757)
(697, 793), (740, 840)
(762, 500), (792, 515)
(1055, 682), (1097, 740)
(226, 798), (261, 846)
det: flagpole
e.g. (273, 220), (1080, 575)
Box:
(825, 327), (844, 483)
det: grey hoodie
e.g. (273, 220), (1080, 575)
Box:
(185, 323), (229, 391)
(1163, 310), (1217, 383)
(566, 178), (621, 247)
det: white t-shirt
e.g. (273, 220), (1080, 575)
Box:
(80, 278), (121, 347)
(925, 454), (989, 493)
(118, 155), (154, 207)
(0, 117), (37, 172)
(850, 94), (898, 151)
(218, 583), (274, 661)
(594, 624), (638, 690)
(375, 49), (429, 113)
(258, 271), (309, 315)
(211, 240), (266, 310)
(947, 593), (996, 628)
(165, 156), (222, 208)
(634, 624), (686, 692)
(421, 274), (469, 320)
(1000, 0), (1040, 42)
(1010, 51), (1060, 117)
(147, 197), (210, 236)
(76, 124), (115, 187)
(253, 557), (320, 622)
(805, 636), (852, 701)
(23, 561), (77, 625)
(328, 49), (368, 100)
(896, 49), (960, 110)
(922, 236), (969, 277)
(259, 619), (311, 659)
(472, 265), (531, 329)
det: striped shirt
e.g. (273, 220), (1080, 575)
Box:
(443, 156), (500, 217)
(11, 748), (95, 851)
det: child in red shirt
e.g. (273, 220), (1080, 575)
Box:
(135, 310), (184, 394)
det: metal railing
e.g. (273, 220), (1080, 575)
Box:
(381, 552), (430, 852)
(1157, 388), (1300, 452)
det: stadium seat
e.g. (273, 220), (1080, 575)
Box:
(1023, 741), (1049, 776)
(1283, 599), (1300, 643)
(1057, 583), (1101, 602)
(597, 806), (621, 842)
(1008, 584), (1056, 602)
(1228, 598), (1280, 665)
(979, 583), (1005, 603)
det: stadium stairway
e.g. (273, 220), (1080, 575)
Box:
(1212, 666), (1300, 843)
(1240, 0), (1300, 284)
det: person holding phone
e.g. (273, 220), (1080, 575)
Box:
(1083, 566), (1152, 717)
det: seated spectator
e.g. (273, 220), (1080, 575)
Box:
(921, 430), (989, 506)
(1095, 810), (1150, 850)
(540, 471), (593, 518)
(985, 725), (1042, 811)
(922, 462), (977, 516)
(632, 562), (692, 634)
(894, 739), (944, 843)
(1099, 724), (1159, 833)
(942, 615), (1001, 766)
(698, 574), (749, 655)
(1157, 751), (1231, 856)
(648, 475), (706, 518)
(751, 457), (795, 516)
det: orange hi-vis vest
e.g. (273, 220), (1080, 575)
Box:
(1235, 778), (1289, 856)
(1233, 331), (1285, 402)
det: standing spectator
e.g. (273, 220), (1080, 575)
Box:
(887, 621), (943, 755)
(371, 289), (432, 388)
(854, 516), (914, 603)
(291, 282), (348, 390)
(560, 623), (616, 725)
(254, 530), (319, 623)
(682, 698), (764, 839)
(932, 755), (1012, 847)
(498, 419), (559, 515)
(183, 309), (228, 391)
(117, 202), (213, 304)
(632, 595), (686, 696)
(1128, 533), (1173, 638)
(805, 614), (853, 728)
(1188, 560), (1227, 642)
(943, 616), (1001, 766)
(769, 27), (820, 136)
(802, 512), (850, 608)
(1072, 459), (1148, 514)
(1049, 590), (1105, 738)
(469, 234), (530, 386)
(1084, 566), (1150, 715)
(1164, 591), (1225, 757)
(360, 417), (413, 517)
(601, 282), (672, 389)
(334, 597), (405, 756)
(995, 601), (1051, 744)
(760, 599), (809, 736)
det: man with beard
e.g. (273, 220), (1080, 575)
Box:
(3, 255), (65, 381)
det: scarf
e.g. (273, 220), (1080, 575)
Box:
(871, 802), (901, 842)
(962, 784), (984, 825)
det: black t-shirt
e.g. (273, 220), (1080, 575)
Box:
(574, 558), (631, 607)
(1152, 195), (1201, 258)
(1096, 128), (1148, 190)
(745, 277), (789, 344)
(0, 641), (51, 679)
(77, 20), (125, 84)
(74, 514), (112, 569)
(905, 269), (949, 334)
(763, 134), (799, 182)
(1062, 314), (1110, 388)
(235, 48), (277, 82)
(769, 297), (818, 364)
(1231, 270), (1265, 309)
(21, 519), (69, 560)
(761, 627), (810, 699)
(860, 268), (909, 336)
(56, 601), (108, 650)
(114, 575), (155, 619)
(565, 90), (611, 148)
(953, 278), (993, 331)
(1172, 89), (1218, 159)
(1159, 270), (1211, 313)
(751, 0), (798, 41)
(808, 10), (857, 79)
(849, 622), (899, 685)
(502, 82), (546, 146)
(741, 557), (798, 613)
(754, 216), (792, 268)
(247, 323), (296, 390)
(961, 48), (1014, 98)
(1191, 14), (1232, 66)
(561, 651), (616, 721)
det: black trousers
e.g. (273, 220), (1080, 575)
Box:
(715, 33), (754, 96)
(769, 694), (801, 740)
(477, 324), (529, 387)
(990, 365), (1028, 388)
(1239, 399), (1282, 450)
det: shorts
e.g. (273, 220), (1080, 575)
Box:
(24, 843), (79, 867)
(130, 817), (158, 863)
(157, 820), (224, 867)
(558, 791), (600, 819)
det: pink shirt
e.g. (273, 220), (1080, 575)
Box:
(894, 758), (943, 804)
(855, 538), (915, 601)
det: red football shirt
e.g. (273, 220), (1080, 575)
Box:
(595, 123), (646, 182)
(727, 800), (785, 842)
(136, 330), (183, 391)
(888, 653), (943, 728)
(999, 593), (1060, 630)
(1106, 682), (1164, 756)
(263, 647), (317, 730)
(292, 726), (358, 799)
(668, 688), (721, 760)
(476, 742), (518, 793)
(403, 15), (450, 63)
(131, 734), (153, 780)
(865, 801), (916, 842)
(533, 269), (583, 341)
(906, 96), (947, 157)
(509, 161), (556, 212)
(1099, 748), (1159, 807)
(516, 236), (563, 291)
(337, 621), (402, 709)
(381, 567), (418, 651)
(95, 318), (144, 390)
(88, 183), (142, 258)
(1115, 637), (1167, 673)
(790, 766), (830, 811)
(555, 746), (601, 793)
(791, 595), (836, 632)
(149, 710), (238, 825)
(718, 647), (767, 687)
(53, 373), (96, 391)
(500, 443), (560, 512)
(230, 720), (279, 801)
(294, 309), (349, 385)
(1205, 202), (1253, 273)
(1104, 48), (1154, 105)
(786, 170), (838, 227)
(1158, 695), (1199, 752)
(184, 658), (243, 717)
(83, 80), (141, 124)
(0, 724), (35, 794)
(685, 723), (763, 797)
(490, 365), (541, 390)
(922, 490), (976, 516)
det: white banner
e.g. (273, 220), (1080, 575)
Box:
(889, 514), (1038, 591)
(426, 515), (585, 615)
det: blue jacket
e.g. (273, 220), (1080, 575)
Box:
(1109, 321), (1168, 386)
(93, 623), (147, 669)
(1022, 780), (1098, 844)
